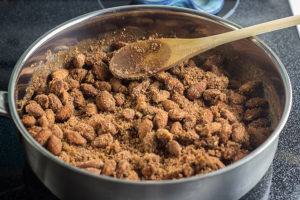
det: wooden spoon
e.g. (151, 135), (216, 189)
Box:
(109, 15), (300, 80)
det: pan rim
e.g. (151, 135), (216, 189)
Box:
(8, 5), (292, 185)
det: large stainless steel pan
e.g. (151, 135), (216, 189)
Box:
(0, 5), (292, 200)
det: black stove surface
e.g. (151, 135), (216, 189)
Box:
(0, 0), (299, 200)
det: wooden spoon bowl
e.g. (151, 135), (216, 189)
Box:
(110, 15), (300, 80)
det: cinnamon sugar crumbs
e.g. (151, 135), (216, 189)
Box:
(18, 36), (272, 181)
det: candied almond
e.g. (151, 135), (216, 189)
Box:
(206, 155), (225, 169)
(22, 115), (36, 127)
(45, 109), (55, 126)
(58, 151), (70, 163)
(128, 81), (139, 94)
(156, 72), (184, 94)
(117, 160), (131, 178)
(232, 151), (249, 162)
(167, 140), (182, 157)
(51, 68), (69, 80)
(66, 77), (80, 89)
(232, 123), (249, 145)
(123, 108), (135, 120)
(70, 68), (87, 82)
(228, 92), (246, 105)
(92, 134), (113, 148)
(168, 109), (186, 120)
(98, 119), (117, 135)
(174, 129), (199, 144)
(30, 70), (49, 94)
(95, 81), (111, 91)
(102, 160), (116, 176)
(197, 122), (222, 136)
(154, 110), (168, 129)
(85, 103), (98, 116)
(76, 159), (104, 169)
(143, 132), (157, 153)
(162, 100), (179, 111)
(38, 115), (49, 127)
(139, 153), (160, 178)
(96, 91), (116, 111)
(70, 89), (85, 107)
(183, 116), (197, 130)
(55, 104), (74, 121)
(131, 79), (150, 98)
(28, 126), (42, 138)
(206, 135), (219, 148)
(60, 91), (73, 105)
(206, 73), (229, 90)
(75, 123), (96, 141)
(186, 80), (207, 100)
(114, 93), (126, 106)
(115, 151), (132, 161)
(35, 129), (52, 146)
(203, 89), (226, 105)
(135, 95), (147, 111)
(156, 129), (173, 143)
(244, 108), (265, 121)
(155, 71), (168, 81)
(219, 122), (232, 143)
(239, 80), (262, 96)
(67, 116), (78, 127)
(170, 122), (183, 135)
(34, 94), (49, 109)
(73, 53), (85, 68)
(48, 93), (63, 112)
(81, 83), (98, 96)
(143, 105), (159, 115)
(151, 90), (170, 103)
(110, 78), (127, 93)
(85, 51), (106, 66)
(149, 81), (161, 92)
(92, 62), (109, 81)
(64, 129), (86, 145)
(210, 105), (221, 119)
(85, 71), (95, 84)
(47, 135), (62, 155)
(25, 101), (45, 118)
(51, 124), (63, 139)
(200, 109), (213, 124)
(220, 108), (237, 123)
(165, 75), (184, 94)
(123, 170), (139, 180)
(172, 92), (191, 109)
(87, 114), (105, 129)
(245, 97), (268, 108)
(84, 71), (95, 84)
(138, 119), (153, 139)
(170, 64), (184, 76)
(49, 79), (69, 96)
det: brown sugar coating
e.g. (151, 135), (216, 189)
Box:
(18, 36), (272, 181)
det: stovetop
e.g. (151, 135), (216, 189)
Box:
(0, 0), (299, 200)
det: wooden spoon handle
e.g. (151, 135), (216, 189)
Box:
(209, 15), (300, 47)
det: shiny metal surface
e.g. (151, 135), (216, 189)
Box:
(0, 91), (10, 117)
(1, 5), (292, 200)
